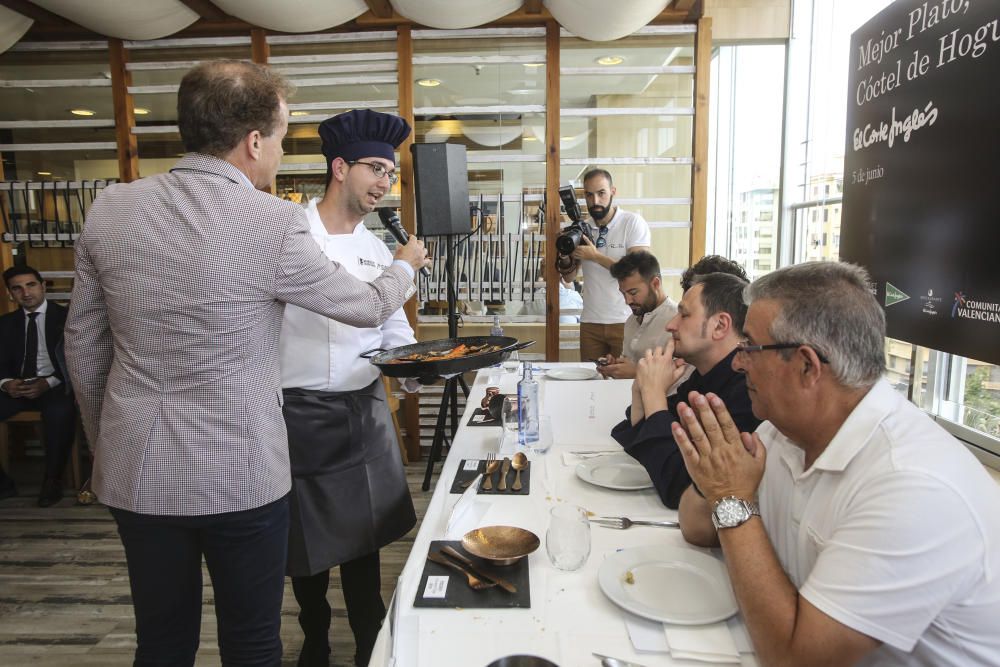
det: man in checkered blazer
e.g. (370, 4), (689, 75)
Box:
(64, 61), (428, 667)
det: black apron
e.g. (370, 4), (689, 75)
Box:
(283, 379), (416, 577)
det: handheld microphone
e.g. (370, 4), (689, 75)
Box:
(378, 207), (431, 278)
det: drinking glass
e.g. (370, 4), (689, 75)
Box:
(546, 505), (591, 571)
(530, 415), (553, 454)
(501, 396), (520, 434)
(502, 351), (520, 374)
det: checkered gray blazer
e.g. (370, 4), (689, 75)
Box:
(65, 154), (414, 515)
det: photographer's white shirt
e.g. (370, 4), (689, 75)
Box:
(580, 208), (651, 324)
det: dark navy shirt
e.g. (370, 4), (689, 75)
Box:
(610, 349), (760, 509)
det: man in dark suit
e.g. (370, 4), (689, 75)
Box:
(0, 265), (75, 506)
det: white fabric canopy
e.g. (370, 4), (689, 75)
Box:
(391, 0), (523, 30)
(30, 0), (198, 41)
(545, 0), (669, 41)
(0, 5), (32, 54)
(0, 0), (681, 51)
(212, 0), (368, 35)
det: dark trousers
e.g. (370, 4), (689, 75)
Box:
(0, 388), (75, 479)
(291, 551), (385, 667)
(110, 496), (290, 667)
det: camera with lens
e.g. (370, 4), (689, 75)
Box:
(555, 185), (594, 260)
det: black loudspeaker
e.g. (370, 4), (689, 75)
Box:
(411, 143), (469, 237)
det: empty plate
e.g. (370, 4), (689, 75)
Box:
(598, 545), (738, 624)
(546, 367), (599, 381)
(575, 453), (653, 490)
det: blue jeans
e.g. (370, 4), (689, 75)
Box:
(110, 496), (289, 667)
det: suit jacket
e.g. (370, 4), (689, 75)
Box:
(65, 154), (414, 516)
(0, 301), (71, 394)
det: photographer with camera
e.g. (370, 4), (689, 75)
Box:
(556, 169), (650, 362)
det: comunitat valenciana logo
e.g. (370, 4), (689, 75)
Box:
(952, 291), (1000, 323)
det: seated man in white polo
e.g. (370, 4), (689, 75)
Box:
(674, 261), (1000, 666)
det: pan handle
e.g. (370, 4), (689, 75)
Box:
(359, 348), (387, 359)
(510, 340), (535, 352)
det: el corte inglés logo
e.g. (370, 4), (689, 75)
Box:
(885, 282), (910, 307)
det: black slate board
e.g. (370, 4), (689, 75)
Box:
(413, 540), (531, 609)
(449, 458), (530, 495)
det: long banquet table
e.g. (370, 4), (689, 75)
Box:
(372, 363), (758, 667)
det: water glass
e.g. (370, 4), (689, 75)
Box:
(546, 505), (591, 571)
(502, 351), (520, 374)
(530, 415), (553, 454)
(501, 396), (520, 434)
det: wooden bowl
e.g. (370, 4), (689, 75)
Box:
(462, 525), (540, 566)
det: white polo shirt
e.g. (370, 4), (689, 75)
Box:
(756, 379), (1000, 666)
(579, 208), (650, 324)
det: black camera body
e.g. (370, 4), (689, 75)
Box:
(556, 185), (593, 257)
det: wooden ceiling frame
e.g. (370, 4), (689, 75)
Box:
(5, 0), (703, 42)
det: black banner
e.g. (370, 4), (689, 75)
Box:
(841, 0), (1000, 365)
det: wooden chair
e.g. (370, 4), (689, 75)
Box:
(0, 411), (83, 490)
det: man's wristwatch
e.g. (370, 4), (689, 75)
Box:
(711, 496), (760, 530)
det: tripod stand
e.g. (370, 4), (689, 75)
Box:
(422, 234), (469, 490)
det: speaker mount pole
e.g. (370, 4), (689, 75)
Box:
(422, 233), (470, 490)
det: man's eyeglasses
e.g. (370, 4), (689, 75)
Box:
(348, 160), (398, 186)
(735, 341), (830, 364)
(595, 225), (609, 248)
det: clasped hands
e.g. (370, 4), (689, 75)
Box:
(632, 342), (688, 413)
(1, 377), (50, 400)
(671, 391), (766, 503)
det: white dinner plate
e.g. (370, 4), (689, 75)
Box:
(546, 367), (599, 381)
(575, 453), (653, 490)
(598, 545), (738, 625)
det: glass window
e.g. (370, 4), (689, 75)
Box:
(560, 28), (696, 305)
(707, 44), (785, 283)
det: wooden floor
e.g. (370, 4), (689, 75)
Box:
(0, 461), (438, 667)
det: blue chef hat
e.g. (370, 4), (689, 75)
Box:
(318, 109), (411, 164)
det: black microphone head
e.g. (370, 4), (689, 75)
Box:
(377, 207), (397, 226)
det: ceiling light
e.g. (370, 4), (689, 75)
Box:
(522, 136), (538, 142)
(37, 171), (52, 176)
(523, 62), (544, 68)
(561, 136), (575, 141)
(417, 78), (441, 87)
(508, 89), (536, 96)
(289, 111), (309, 117)
(596, 55), (625, 66)
(133, 107), (150, 115)
(69, 108), (96, 116)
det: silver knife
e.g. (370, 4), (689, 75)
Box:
(497, 456), (511, 491)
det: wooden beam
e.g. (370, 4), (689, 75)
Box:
(689, 16), (711, 265)
(250, 27), (269, 63)
(363, 0), (394, 19)
(176, 0), (232, 22)
(672, 0), (697, 12)
(396, 24), (422, 462)
(108, 39), (139, 183)
(544, 20), (560, 362)
(523, 0), (543, 13)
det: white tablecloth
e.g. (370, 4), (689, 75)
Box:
(372, 364), (758, 667)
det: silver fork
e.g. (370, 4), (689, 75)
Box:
(589, 516), (679, 529)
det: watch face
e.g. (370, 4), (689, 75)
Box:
(715, 498), (749, 527)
